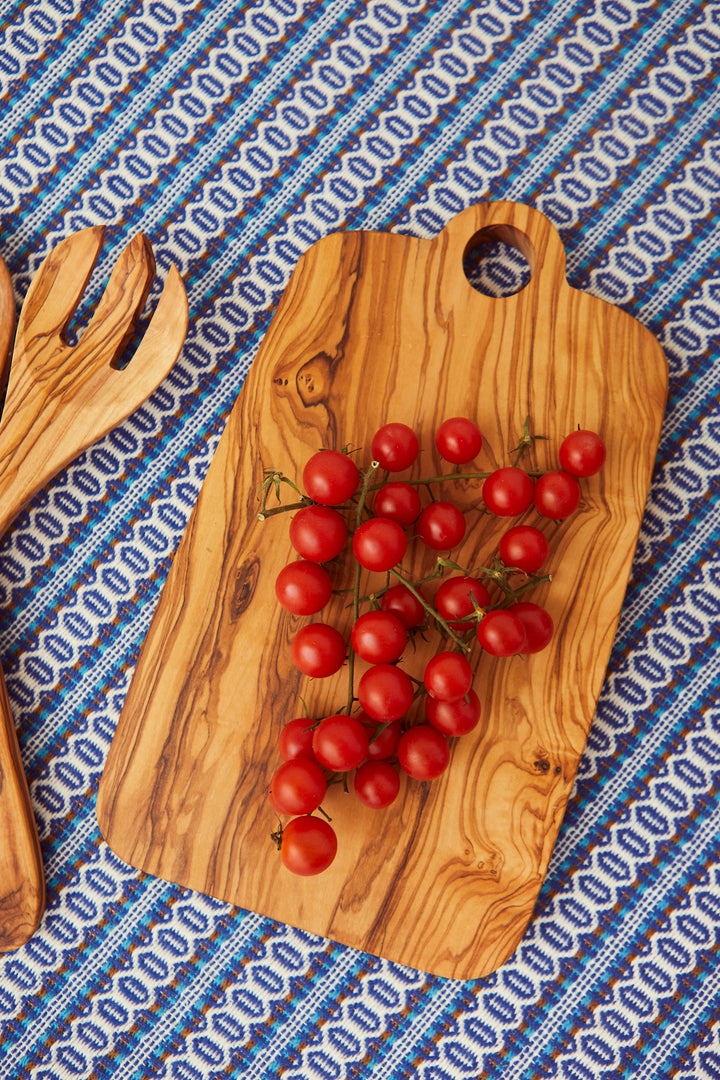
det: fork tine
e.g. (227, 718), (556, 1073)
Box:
(106, 264), (188, 419)
(15, 225), (105, 343)
(73, 232), (156, 369)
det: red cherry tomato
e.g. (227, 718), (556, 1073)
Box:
(358, 663), (414, 722)
(397, 725), (450, 780)
(498, 525), (549, 574)
(426, 689), (481, 737)
(352, 517), (408, 572)
(351, 610), (407, 664)
(279, 816), (337, 876)
(289, 505), (347, 562)
(435, 417), (483, 464)
(423, 651), (473, 702)
(373, 482), (422, 527)
(508, 601), (554, 654)
(371, 423), (420, 472)
(302, 450), (359, 505)
(380, 584), (426, 628)
(278, 717), (317, 761)
(533, 471), (581, 519)
(417, 501), (466, 551)
(482, 467), (534, 516)
(476, 609), (527, 656)
(312, 714), (369, 771)
(275, 560), (333, 615)
(434, 576), (490, 633)
(365, 717), (402, 760)
(291, 623), (346, 677)
(268, 786), (283, 814)
(354, 760), (401, 809)
(269, 758), (326, 815)
(559, 429), (606, 477)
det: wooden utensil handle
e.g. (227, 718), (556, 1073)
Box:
(0, 662), (44, 950)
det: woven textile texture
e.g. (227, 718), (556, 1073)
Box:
(1, 0), (720, 1077)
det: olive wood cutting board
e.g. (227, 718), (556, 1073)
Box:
(97, 201), (667, 979)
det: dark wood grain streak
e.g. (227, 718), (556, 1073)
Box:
(0, 256), (14, 413)
(0, 229), (188, 952)
(97, 202), (667, 978)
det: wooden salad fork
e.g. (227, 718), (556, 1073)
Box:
(0, 227), (188, 951)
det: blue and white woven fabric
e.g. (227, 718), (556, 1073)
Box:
(1, 1), (719, 1076)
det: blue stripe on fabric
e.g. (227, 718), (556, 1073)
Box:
(2, 0), (439, 260)
(453, 824), (720, 1079)
(6, 862), (262, 1070)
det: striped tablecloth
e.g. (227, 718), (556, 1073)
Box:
(2, 2), (719, 1076)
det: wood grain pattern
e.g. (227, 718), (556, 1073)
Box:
(0, 256), (14, 410)
(0, 227), (188, 536)
(97, 202), (667, 979)
(0, 228), (188, 951)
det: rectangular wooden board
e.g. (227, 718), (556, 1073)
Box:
(97, 201), (667, 979)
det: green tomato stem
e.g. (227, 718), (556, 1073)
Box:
(388, 566), (471, 652)
(367, 468), (491, 491)
(346, 461), (381, 713)
(258, 498), (311, 521)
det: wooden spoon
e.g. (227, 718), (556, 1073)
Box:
(0, 228), (188, 951)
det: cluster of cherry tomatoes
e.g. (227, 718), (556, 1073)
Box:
(267, 418), (606, 877)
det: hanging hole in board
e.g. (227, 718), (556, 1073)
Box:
(462, 224), (535, 298)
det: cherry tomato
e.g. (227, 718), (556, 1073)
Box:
(278, 717), (317, 761)
(312, 714), (369, 771)
(275, 560), (333, 615)
(423, 651), (473, 702)
(351, 610), (407, 664)
(354, 760), (401, 809)
(373, 482), (422, 527)
(476, 609), (527, 656)
(380, 583), (426, 628)
(498, 525), (549, 574)
(302, 449), (359, 505)
(435, 417), (483, 464)
(371, 423), (419, 472)
(352, 517), (407, 572)
(289, 505), (347, 562)
(358, 663), (414, 722)
(268, 786), (283, 814)
(508, 601), (554, 654)
(426, 689), (481, 737)
(397, 725), (450, 780)
(279, 816), (337, 876)
(434, 576), (490, 633)
(559, 429), (606, 477)
(533, 470), (581, 519)
(417, 501), (466, 551)
(365, 717), (402, 760)
(482, 467), (534, 516)
(269, 758), (326, 815)
(291, 623), (346, 677)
